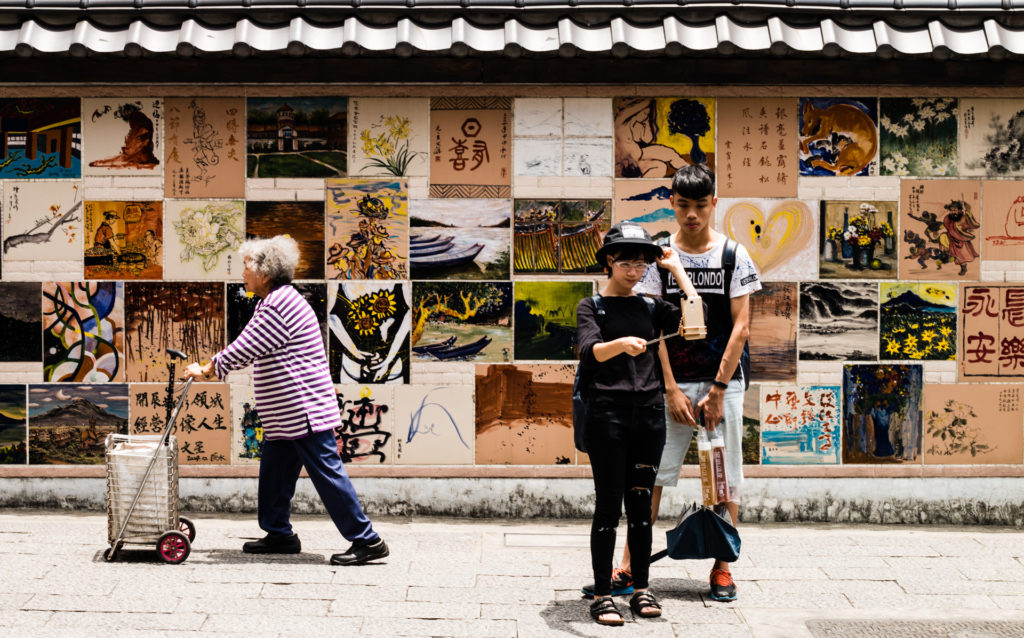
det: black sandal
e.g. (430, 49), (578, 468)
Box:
(589, 596), (625, 626)
(629, 590), (662, 618)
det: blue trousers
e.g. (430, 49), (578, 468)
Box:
(258, 428), (378, 545)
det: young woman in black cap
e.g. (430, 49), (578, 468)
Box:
(576, 221), (691, 625)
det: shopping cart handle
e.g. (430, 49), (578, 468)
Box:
(166, 348), (188, 361)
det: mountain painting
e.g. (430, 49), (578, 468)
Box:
(799, 282), (879, 361)
(0, 385), (27, 464)
(28, 384), (129, 464)
(0, 282), (41, 362)
(880, 283), (957, 361)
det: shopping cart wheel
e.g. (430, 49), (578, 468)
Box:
(157, 531), (191, 564)
(178, 517), (196, 542)
(102, 546), (119, 562)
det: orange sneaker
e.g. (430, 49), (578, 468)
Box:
(710, 568), (737, 601)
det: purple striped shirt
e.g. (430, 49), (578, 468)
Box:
(212, 285), (339, 440)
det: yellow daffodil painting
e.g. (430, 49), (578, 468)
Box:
(879, 283), (956, 361)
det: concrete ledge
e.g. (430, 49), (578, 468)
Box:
(3, 476), (1024, 525)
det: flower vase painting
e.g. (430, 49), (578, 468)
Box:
(819, 201), (897, 279)
(842, 364), (923, 465)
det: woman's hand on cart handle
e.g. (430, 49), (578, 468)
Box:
(182, 361), (214, 381)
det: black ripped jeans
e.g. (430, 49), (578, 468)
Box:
(585, 397), (666, 596)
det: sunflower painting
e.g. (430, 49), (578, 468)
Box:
(328, 281), (411, 384)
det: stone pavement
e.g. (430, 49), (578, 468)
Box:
(4, 510), (1024, 637)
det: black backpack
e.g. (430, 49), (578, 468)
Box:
(572, 294), (656, 453)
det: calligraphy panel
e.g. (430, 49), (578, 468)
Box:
(393, 385), (474, 465)
(325, 179), (408, 280)
(924, 384), (1023, 465)
(129, 383), (230, 465)
(335, 384), (394, 465)
(430, 97), (511, 198)
(760, 384), (840, 464)
(959, 284), (1024, 381)
(348, 97), (430, 178)
(798, 98), (878, 177)
(717, 98), (796, 197)
(164, 97), (245, 198)
(980, 180), (1024, 262)
(900, 179), (982, 280)
(82, 98), (163, 177)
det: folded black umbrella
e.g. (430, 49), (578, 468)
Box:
(650, 502), (741, 564)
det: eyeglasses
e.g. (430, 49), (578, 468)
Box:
(613, 260), (649, 273)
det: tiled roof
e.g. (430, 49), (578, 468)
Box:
(1, 14), (1021, 58)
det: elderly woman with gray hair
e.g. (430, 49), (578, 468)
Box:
(184, 235), (389, 566)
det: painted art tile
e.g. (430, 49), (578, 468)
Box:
(516, 199), (609, 274)
(230, 385), (262, 465)
(164, 97), (246, 198)
(980, 180), (1024, 261)
(335, 384), (394, 464)
(410, 199), (511, 280)
(799, 282), (878, 361)
(612, 179), (674, 242)
(514, 98), (562, 137)
(129, 383), (230, 465)
(900, 179), (981, 280)
(43, 282), (124, 382)
(798, 98), (878, 177)
(879, 98), (958, 177)
(246, 97), (347, 178)
(959, 98), (1024, 176)
(819, 201), (898, 279)
(124, 282), (224, 383)
(0, 282), (42, 363)
(83, 201), (163, 280)
(564, 98), (612, 137)
(563, 138), (612, 177)
(0, 98), (81, 179)
(760, 384), (841, 464)
(28, 383), (129, 464)
(228, 282), (327, 347)
(879, 283), (957, 361)
(2, 181), (82, 263)
(514, 138), (561, 176)
(514, 280), (593, 361)
(717, 97), (797, 198)
(959, 284), (1024, 382)
(842, 364), (923, 464)
(0, 385), (27, 464)
(327, 281), (411, 384)
(475, 363), (575, 465)
(613, 97), (716, 177)
(749, 281), (797, 382)
(718, 198), (818, 281)
(430, 97), (511, 198)
(163, 200), (244, 280)
(245, 201), (325, 280)
(348, 98), (429, 178)
(924, 384), (1023, 465)
(326, 179), (408, 280)
(412, 281), (513, 364)
(83, 98), (163, 176)
(393, 385), (474, 465)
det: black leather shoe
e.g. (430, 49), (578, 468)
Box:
(330, 539), (389, 565)
(242, 533), (301, 554)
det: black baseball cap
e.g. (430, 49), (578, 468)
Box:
(595, 222), (662, 266)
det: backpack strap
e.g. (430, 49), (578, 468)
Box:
(722, 238), (737, 297)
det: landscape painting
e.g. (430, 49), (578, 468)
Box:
(83, 98), (162, 176)
(130, 383), (230, 465)
(328, 281), (410, 384)
(612, 180), (674, 242)
(799, 282), (878, 361)
(163, 199), (244, 280)
(475, 363), (575, 465)
(334, 384), (394, 465)
(411, 198), (511, 280)
(2, 181), (82, 264)
(430, 97), (511, 198)
(246, 97), (347, 178)
(798, 97), (878, 177)
(28, 384), (129, 464)
(879, 98), (958, 177)
(0, 98), (80, 179)
(980, 180), (1024, 261)
(0, 385), (27, 464)
(83, 201), (163, 280)
(614, 97), (716, 177)
(719, 198), (817, 281)
(43, 282), (124, 383)
(228, 282), (327, 347)
(348, 98), (429, 177)
(923, 384), (1023, 465)
(412, 282), (513, 364)
(900, 179), (982, 280)
(515, 199), (609, 274)
(879, 283), (957, 361)
(842, 364), (923, 464)
(760, 384), (841, 464)
(514, 281), (593, 361)
(819, 201), (898, 279)
(959, 98), (1024, 177)
(0, 282), (41, 363)
(164, 97), (246, 198)
(393, 385), (475, 465)
(325, 179), (408, 280)
(748, 282), (797, 381)
(245, 201), (325, 280)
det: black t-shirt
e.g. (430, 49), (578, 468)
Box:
(576, 294), (682, 404)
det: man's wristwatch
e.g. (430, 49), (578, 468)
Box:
(711, 378), (729, 391)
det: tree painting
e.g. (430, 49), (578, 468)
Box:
(411, 282), (512, 363)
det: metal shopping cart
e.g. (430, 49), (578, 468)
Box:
(103, 348), (196, 564)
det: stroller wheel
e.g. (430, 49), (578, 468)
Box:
(178, 517), (196, 542)
(157, 531), (191, 564)
(102, 546), (119, 562)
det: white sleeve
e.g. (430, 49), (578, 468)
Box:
(729, 243), (763, 298)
